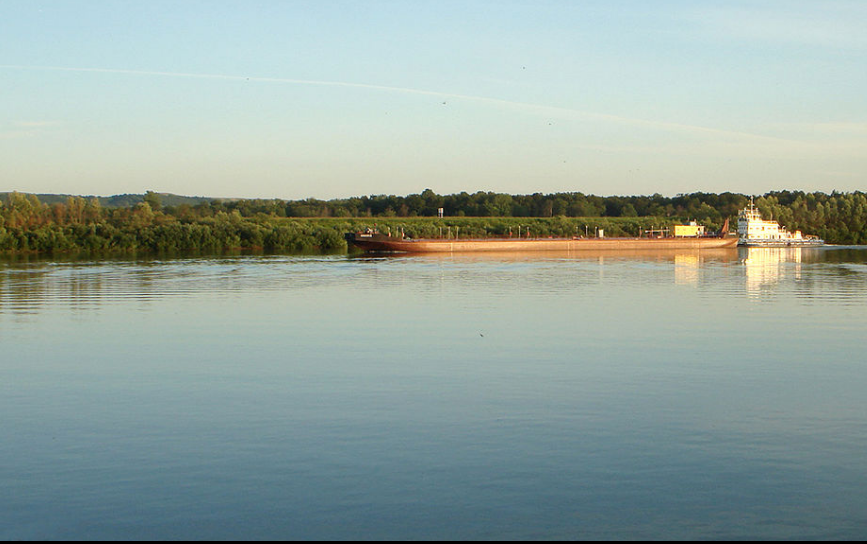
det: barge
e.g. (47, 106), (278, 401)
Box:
(346, 226), (738, 254)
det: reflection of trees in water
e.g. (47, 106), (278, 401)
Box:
(4, 248), (867, 318)
(0, 260), (147, 316)
(0, 256), (358, 317)
(0, 265), (51, 316)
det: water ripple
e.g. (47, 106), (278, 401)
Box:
(3, 249), (867, 316)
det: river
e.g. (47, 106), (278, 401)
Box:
(2, 246), (866, 539)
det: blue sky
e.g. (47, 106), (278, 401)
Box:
(2, 0), (865, 200)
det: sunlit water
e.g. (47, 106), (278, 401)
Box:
(2, 247), (866, 540)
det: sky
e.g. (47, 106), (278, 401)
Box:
(1, 0), (866, 200)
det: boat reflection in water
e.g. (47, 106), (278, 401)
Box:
(742, 246), (815, 297)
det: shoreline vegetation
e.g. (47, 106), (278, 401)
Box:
(1, 190), (865, 255)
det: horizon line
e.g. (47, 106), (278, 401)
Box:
(2, 188), (858, 202)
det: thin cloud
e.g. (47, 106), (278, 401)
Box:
(685, 2), (867, 49)
(15, 121), (59, 128)
(0, 64), (810, 148)
(0, 120), (59, 139)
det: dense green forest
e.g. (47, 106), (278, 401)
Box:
(1, 189), (865, 254)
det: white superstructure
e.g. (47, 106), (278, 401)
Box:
(737, 200), (823, 247)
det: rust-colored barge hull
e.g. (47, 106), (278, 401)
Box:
(347, 233), (738, 253)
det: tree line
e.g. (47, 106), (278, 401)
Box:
(1, 189), (865, 253)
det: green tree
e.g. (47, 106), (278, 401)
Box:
(144, 191), (162, 212)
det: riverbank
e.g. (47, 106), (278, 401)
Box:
(0, 216), (682, 255)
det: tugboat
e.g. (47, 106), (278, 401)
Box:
(737, 199), (823, 247)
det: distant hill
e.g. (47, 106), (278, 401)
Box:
(0, 192), (212, 208)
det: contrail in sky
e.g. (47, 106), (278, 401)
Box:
(0, 64), (806, 146)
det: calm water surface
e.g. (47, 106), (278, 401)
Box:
(2, 247), (867, 540)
